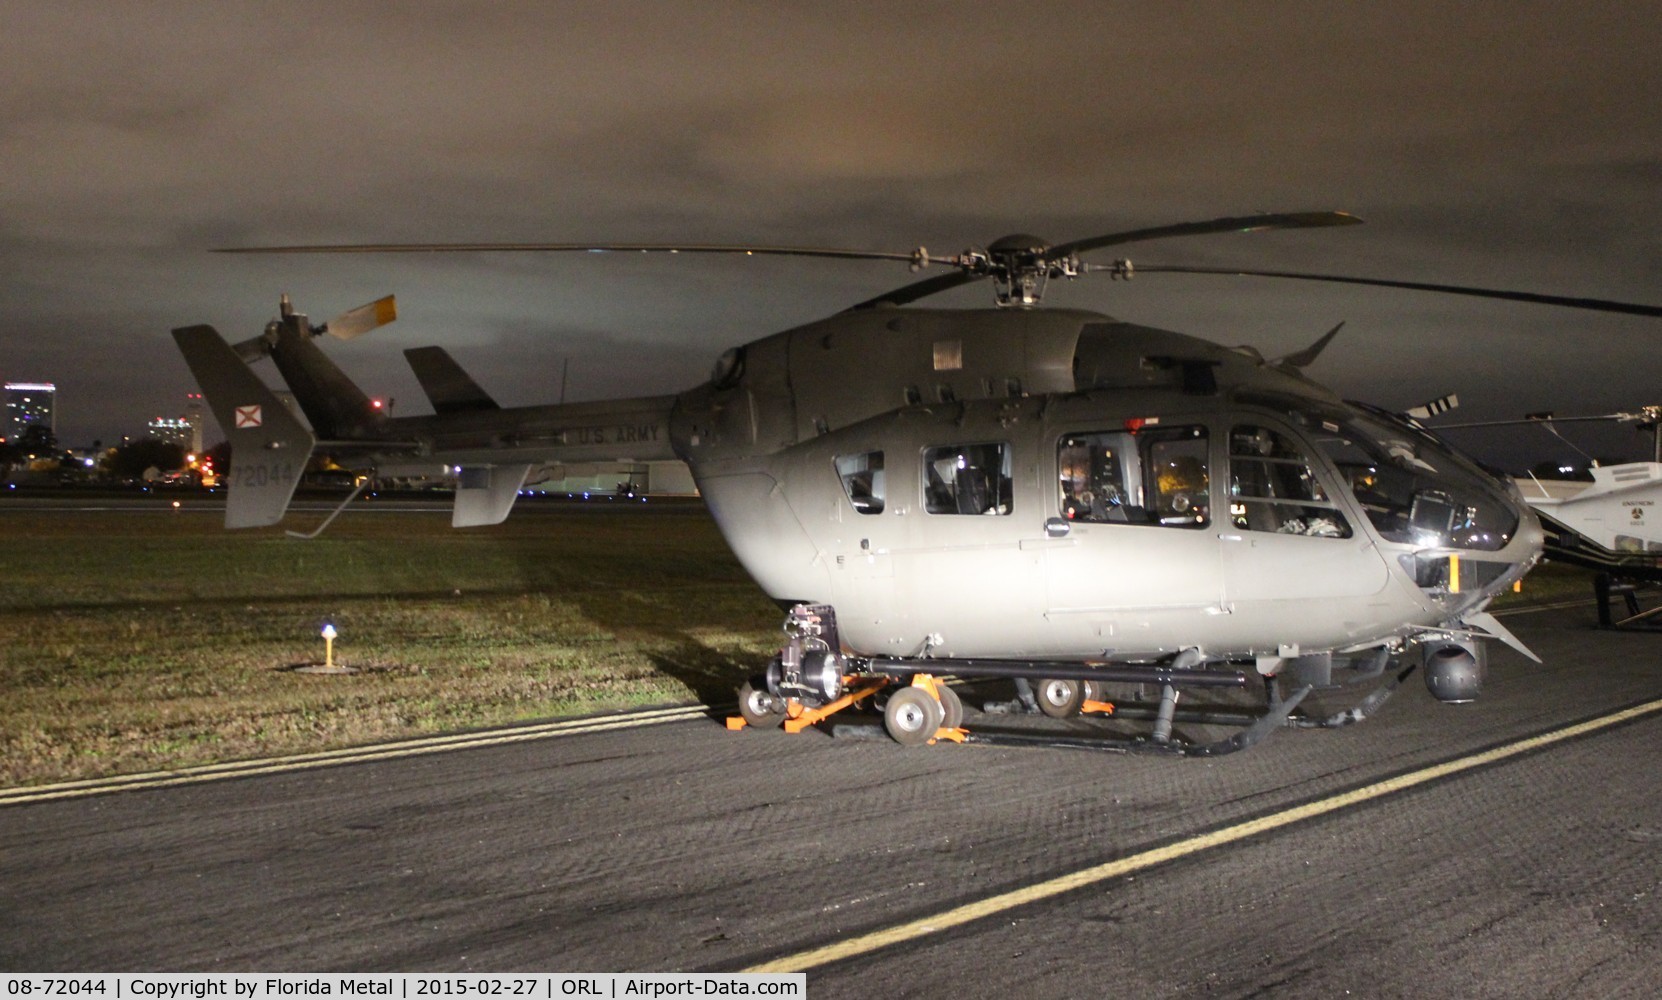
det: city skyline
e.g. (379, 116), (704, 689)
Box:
(1, 378), (204, 450)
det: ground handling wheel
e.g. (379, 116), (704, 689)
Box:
(737, 679), (786, 729)
(1035, 677), (1088, 718)
(884, 685), (945, 746)
(937, 684), (963, 730)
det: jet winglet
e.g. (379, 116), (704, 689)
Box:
(172, 325), (316, 528)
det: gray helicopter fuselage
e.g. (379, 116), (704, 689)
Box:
(668, 307), (1541, 661)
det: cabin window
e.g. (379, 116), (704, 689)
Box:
(1057, 432), (1134, 521)
(1146, 428), (1210, 527)
(835, 451), (885, 514)
(1057, 425), (1209, 528)
(923, 443), (1011, 515)
(1228, 425), (1352, 537)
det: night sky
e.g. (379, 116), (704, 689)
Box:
(5, 1), (1661, 470)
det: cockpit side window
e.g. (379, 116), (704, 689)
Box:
(1227, 393), (1520, 552)
(1229, 425), (1352, 538)
(923, 442), (1012, 515)
(1058, 425), (1209, 528)
(1310, 412), (1518, 551)
(835, 451), (885, 514)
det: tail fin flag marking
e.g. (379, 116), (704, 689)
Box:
(172, 325), (317, 528)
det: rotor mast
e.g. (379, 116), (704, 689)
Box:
(971, 235), (1081, 308)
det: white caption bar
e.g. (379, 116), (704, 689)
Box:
(1, 976), (805, 1000)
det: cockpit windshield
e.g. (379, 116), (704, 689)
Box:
(1305, 408), (1518, 551)
(1231, 392), (1520, 552)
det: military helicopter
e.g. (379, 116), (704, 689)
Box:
(173, 211), (1662, 754)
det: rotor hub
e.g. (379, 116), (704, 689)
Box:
(956, 234), (1082, 308)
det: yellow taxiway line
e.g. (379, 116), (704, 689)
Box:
(0, 704), (710, 807)
(745, 696), (1662, 973)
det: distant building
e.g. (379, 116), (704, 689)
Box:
(4, 382), (56, 443)
(147, 417), (195, 451)
(145, 394), (206, 453)
(183, 393), (205, 453)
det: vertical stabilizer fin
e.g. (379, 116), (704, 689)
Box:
(404, 346), (500, 413)
(172, 325), (316, 528)
(453, 464), (532, 527)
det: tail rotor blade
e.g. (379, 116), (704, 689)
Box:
(325, 295), (398, 340)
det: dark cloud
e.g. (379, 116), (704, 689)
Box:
(2, 1), (1660, 469)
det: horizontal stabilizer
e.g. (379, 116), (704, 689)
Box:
(454, 464), (531, 527)
(172, 325), (316, 528)
(405, 346), (500, 414)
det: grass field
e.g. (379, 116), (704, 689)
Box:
(0, 498), (782, 786)
(0, 494), (1605, 787)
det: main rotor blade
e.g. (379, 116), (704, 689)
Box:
(1121, 265), (1662, 318)
(1429, 413), (1648, 430)
(846, 269), (985, 310)
(216, 241), (940, 266)
(1048, 211), (1362, 259)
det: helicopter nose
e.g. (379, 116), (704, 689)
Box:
(1458, 504), (1545, 608)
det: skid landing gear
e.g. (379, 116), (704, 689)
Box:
(727, 605), (1306, 755)
(958, 684), (1310, 757)
(1595, 573), (1662, 630)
